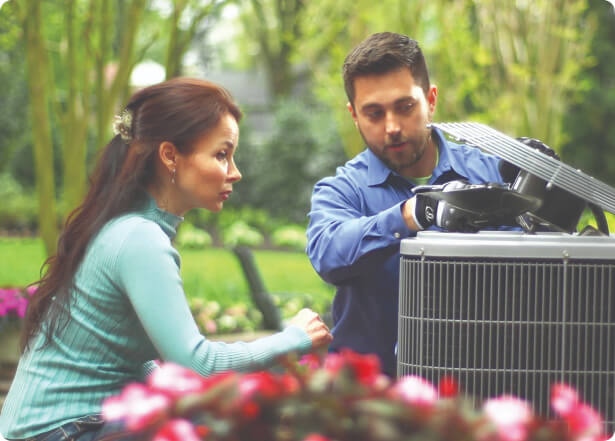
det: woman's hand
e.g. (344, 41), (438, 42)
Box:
(287, 308), (333, 349)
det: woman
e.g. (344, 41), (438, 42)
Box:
(0, 78), (332, 441)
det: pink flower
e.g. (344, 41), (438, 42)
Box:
(567, 403), (604, 441)
(152, 419), (202, 441)
(147, 363), (207, 398)
(26, 285), (38, 296)
(303, 434), (332, 441)
(392, 375), (437, 407)
(205, 319), (217, 334)
(552, 383), (580, 418)
(0, 288), (22, 317)
(299, 353), (322, 369)
(238, 371), (283, 400)
(16, 296), (28, 318)
(551, 383), (605, 441)
(102, 383), (171, 431)
(483, 395), (533, 441)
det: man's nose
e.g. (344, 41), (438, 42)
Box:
(385, 112), (401, 136)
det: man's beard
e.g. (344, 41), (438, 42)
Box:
(358, 126), (431, 176)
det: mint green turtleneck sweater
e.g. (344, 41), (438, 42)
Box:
(0, 196), (312, 438)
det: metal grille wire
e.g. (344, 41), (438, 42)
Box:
(429, 122), (615, 214)
(398, 256), (615, 431)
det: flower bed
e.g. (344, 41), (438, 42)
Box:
(103, 350), (608, 441)
(0, 286), (36, 362)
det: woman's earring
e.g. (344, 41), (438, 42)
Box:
(171, 168), (176, 184)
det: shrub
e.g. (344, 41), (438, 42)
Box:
(222, 221), (265, 248)
(271, 225), (307, 252)
(102, 350), (607, 441)
(176, 223), (213, 249)
(0, 173), (39, 232)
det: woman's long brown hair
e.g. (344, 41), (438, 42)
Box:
(22, 78), (242, 351)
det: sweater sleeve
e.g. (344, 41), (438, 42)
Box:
(116, 221), (312, 375)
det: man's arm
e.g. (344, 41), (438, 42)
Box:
(306, 176), (413, 285)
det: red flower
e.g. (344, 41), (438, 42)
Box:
(323, 349), (382, 386)
(238, 371), (283, 400)
(152, 419), (201, 441)
(102, 383), (171, 431)
(279, 373), (301, 395)
(240, 401), (261, 420)
(438, 376), (459, 398)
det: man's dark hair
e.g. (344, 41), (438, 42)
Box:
(343, 32), (431, 106)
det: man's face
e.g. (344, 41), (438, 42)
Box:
(348, 67), (437, 178)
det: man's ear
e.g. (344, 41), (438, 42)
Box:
(427, 85), (438, 114)
(158, 141), (178, 173)
(347, 102), (359, 128)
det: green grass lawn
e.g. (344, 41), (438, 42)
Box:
(0, 237), (335, 314)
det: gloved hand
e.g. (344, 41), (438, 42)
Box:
(499, 137), (560, 182)
(411, 180), (482, 232)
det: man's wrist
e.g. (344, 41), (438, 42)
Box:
(403, 195), (436, 231)
(413, 194), (438, 230)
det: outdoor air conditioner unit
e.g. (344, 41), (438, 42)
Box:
(397, 123), (615, 431)
(398, 231), (615, 430)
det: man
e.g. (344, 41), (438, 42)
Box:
(306, 32), (506, 377)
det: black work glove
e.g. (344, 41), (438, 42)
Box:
(498, 137), (560, 182)
(412, 180), (482, 232)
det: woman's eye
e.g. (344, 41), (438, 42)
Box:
(216, 151), (228, 161)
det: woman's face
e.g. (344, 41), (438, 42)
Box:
(174, 112), (241, 213)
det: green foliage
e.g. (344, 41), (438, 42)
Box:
(561, 0), (615, 187)
(0, 3), (31, 177)
(175, 222), (213, 249)
(0, 173), (39, 232)
(222, 221), (265, 248)
(271, 225), (307, 252)
(231, 97), (347, 223)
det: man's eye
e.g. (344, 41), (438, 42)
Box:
(398, 103), (414, 114)
(367, 110), (383, 120)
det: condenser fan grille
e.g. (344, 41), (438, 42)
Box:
(429, 122), (615, 214)
(398, 231), (615, 431)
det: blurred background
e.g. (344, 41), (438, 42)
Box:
(0, 0), (614, 334)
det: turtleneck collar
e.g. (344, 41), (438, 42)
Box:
(138, 192), (184, 240)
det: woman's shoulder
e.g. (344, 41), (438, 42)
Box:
(96, 213), (172, 252)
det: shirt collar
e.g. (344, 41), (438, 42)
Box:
(431, 127), (468, 180)
(365, 127), (470, 187)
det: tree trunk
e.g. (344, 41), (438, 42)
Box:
(22, 0), (58, 256)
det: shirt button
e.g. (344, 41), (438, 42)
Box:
(394, 232), (401, 239)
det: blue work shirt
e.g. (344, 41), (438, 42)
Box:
(306, 128), (505, 377)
